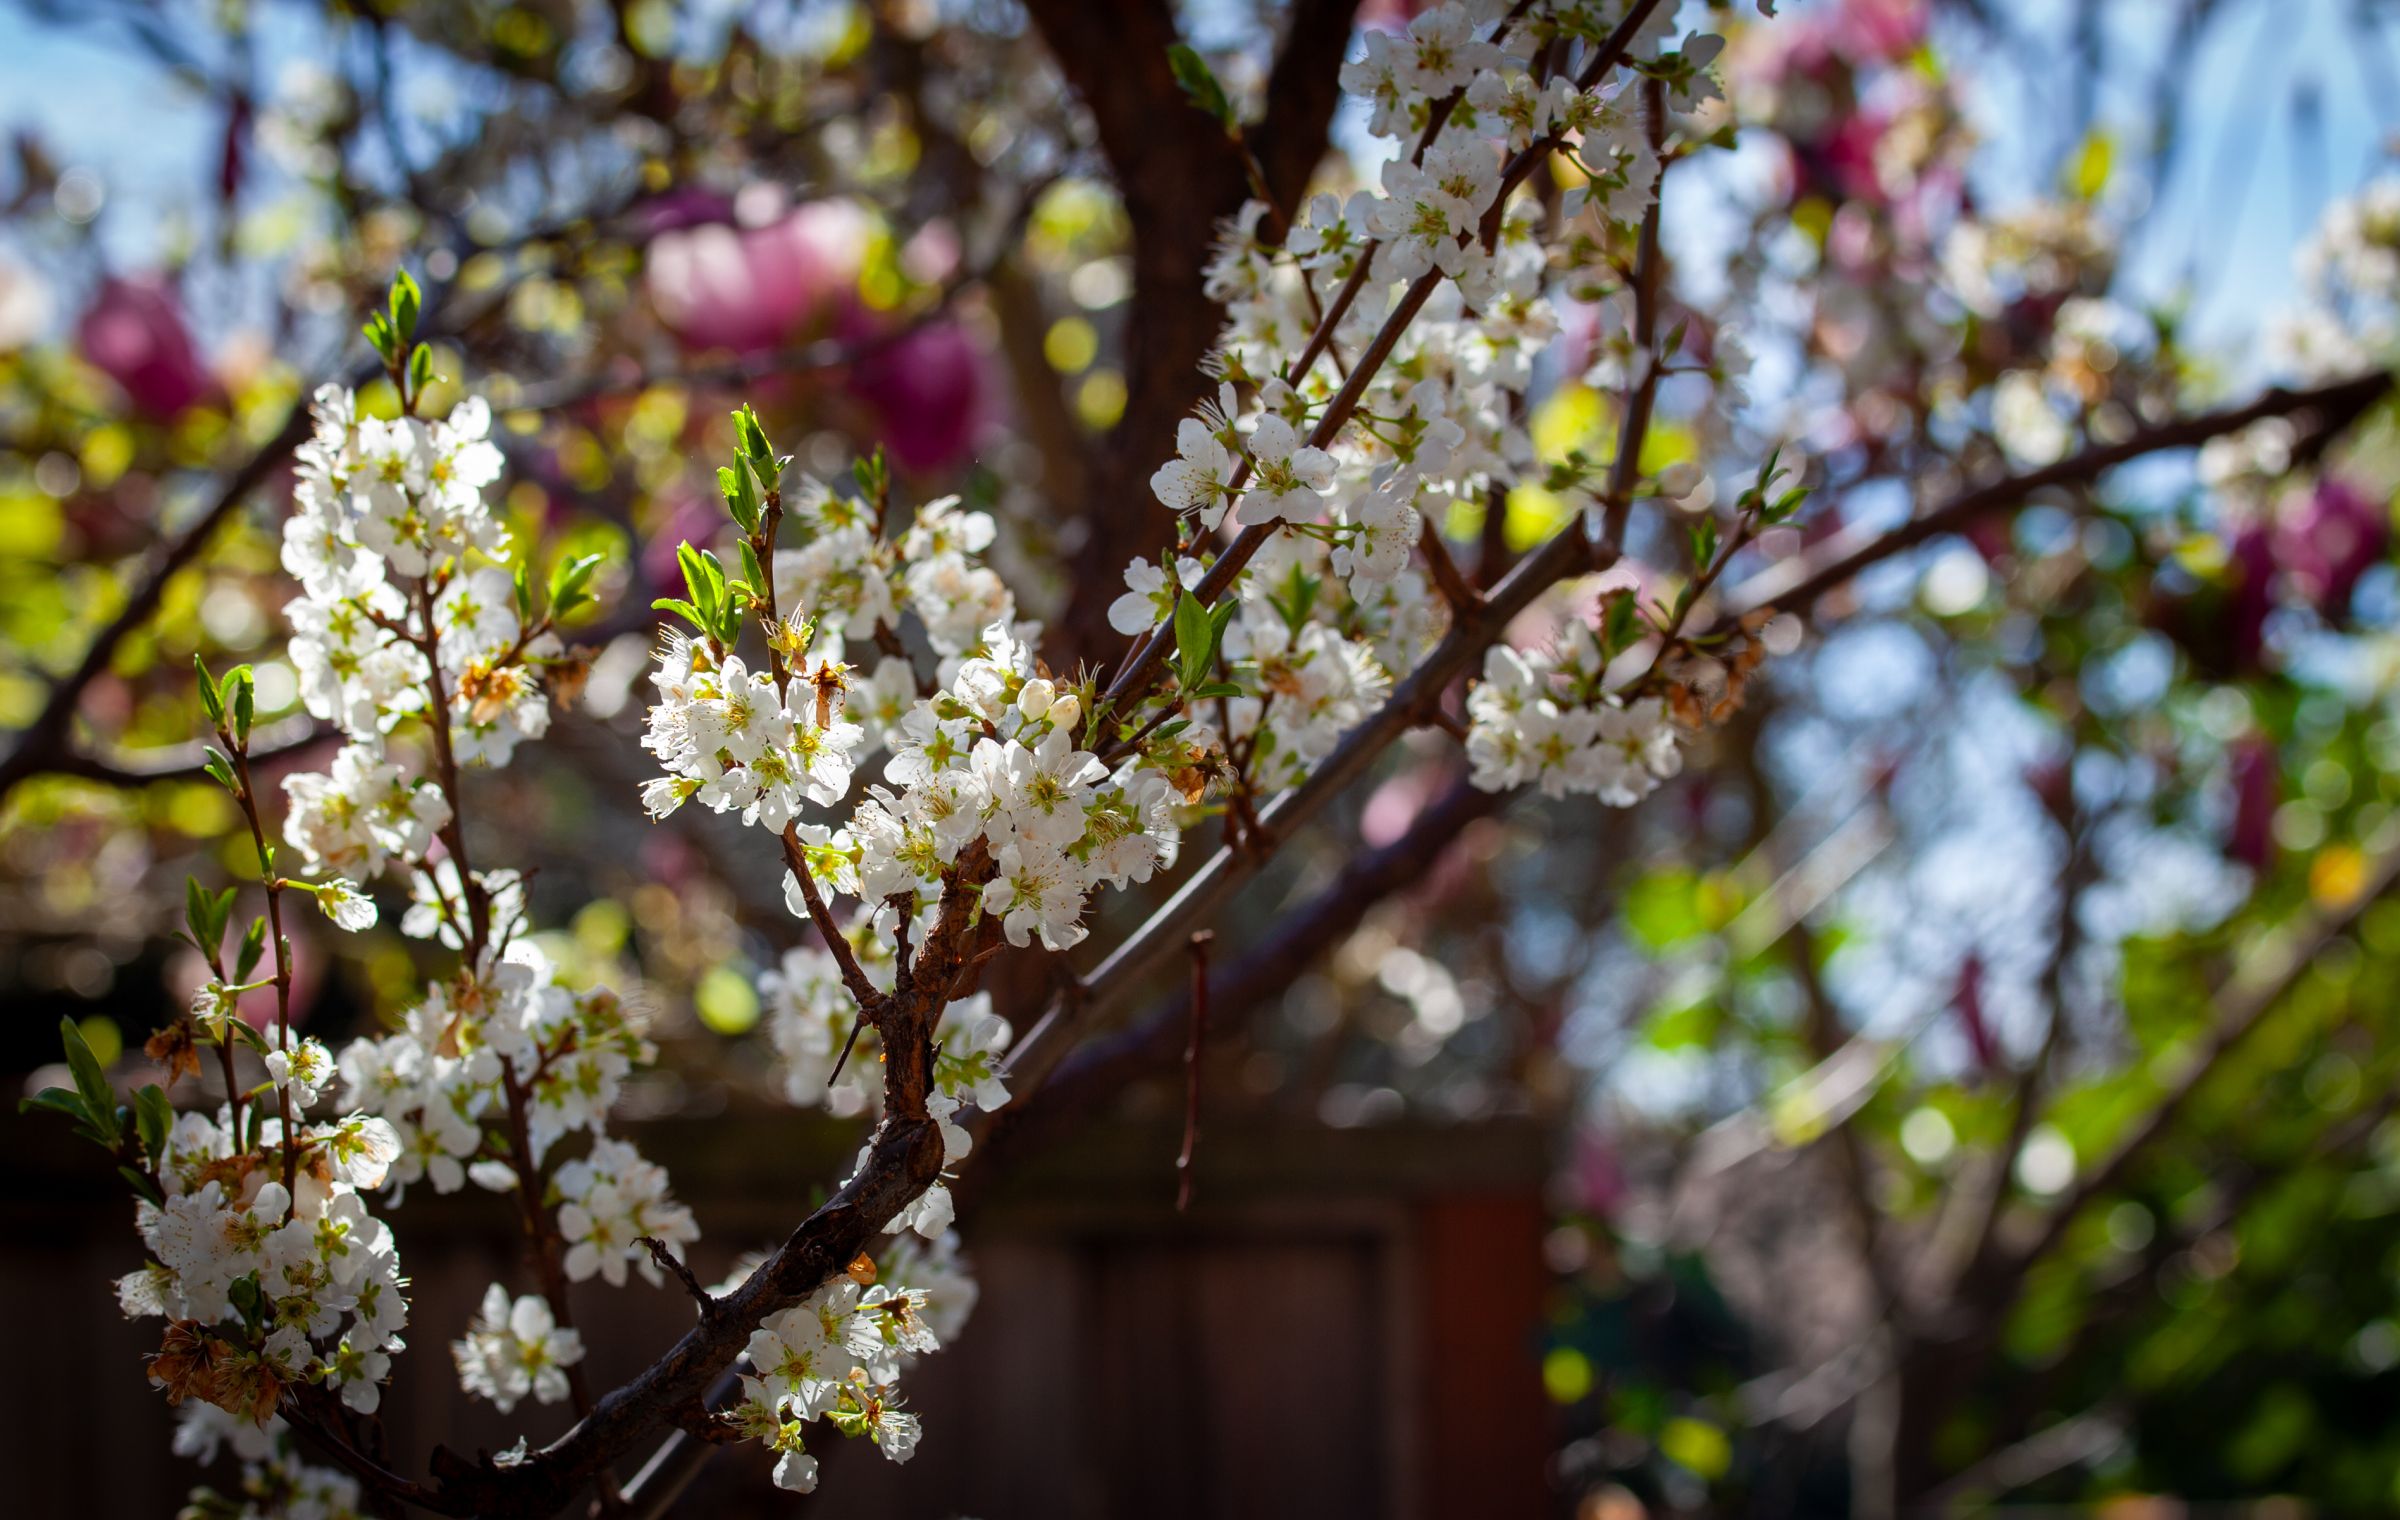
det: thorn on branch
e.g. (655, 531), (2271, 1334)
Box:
(1177, 931), (1214, 1213)
(1426, 704), (1470, 743)
(828, 1014), (868, 1087)
(640, 1237), (715, 1319)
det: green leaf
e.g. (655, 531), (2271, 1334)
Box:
(185, 877), (214, 957)
(513, 560), (534, 626)
(652, 597), (704, 631)
(202, 747), (238, 796)
(134, 1084), (172, 1161)
(117, 1165), (162, 1207)
(733, 405), (778, 489)
(2066, 128), (2113, 202)
(407, 341), (433, 399)
(548, 552), (607, 620)
(389, 268), (423, 344)
(362, 310), (396, 365)
(19, 1087), (91, 1126)
(738, 540), (767, 606)
(235, 917), (268, 983)
(1602, 589), (1640, 657)
(1167, 43), (1237, 134)
(719, 463), (761, 534)
(58, 1017), (120, 1146)
(1208, 598), (1238, 650)
(1662, 316), (1690, 363)
(852, 446), (888, 505)
(222, 664), (255, 745)
(1173, 590), (1212, 691)
(1688, 516), (1719, 569)
(194, 655), (224, 728)
(675, 543), (725, 635)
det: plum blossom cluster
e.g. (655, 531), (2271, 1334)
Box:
(124, 1105), (409, 1421)
(763, 951), (1012, 1127)
(280, 382), (570, 773)
(727, 1268), (943, 1492)
(453, 1284), (586, 1415)
(325, 867), (700, 1423)
(642, 439), (1189, 962)
(171, 1407), (368, 1520)
(1465, 629), (1686, 802)
(36, 279), (719, 1515)
(2275, 173), (2400, 382)
(268, 322), (701, 1428)
(1120, 3), (1775, 805)
(334, 940), (663, 1200)
(554, 1136), (702, 1287)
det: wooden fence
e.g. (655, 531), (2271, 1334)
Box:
(0, 1107), (1554, 1518)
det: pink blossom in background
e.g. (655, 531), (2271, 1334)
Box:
(1805, 108), (1893, 206)
(643, 493), (727, 588)
(2227, 521), (2279, 671)
(2227, 736), (2278, 870)
(642, 194), (987, 473)
(626, 186), (736, 240)
(1354, 0), (1433, 30)
(848, 317), (988, 474)
(1761, 0), (1928, 80)
(77, 275), (215, 418)
(1827, 0), (1929, 64)
(1361, 765), (1445, 848)
(2277, 476), (2390, 622)
(646, 199), (870, 355)
(1571, 1128), (1628, 1217)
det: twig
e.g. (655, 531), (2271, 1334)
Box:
(1175, 931), (1214, 1212)
(827, 1013), (869, 1087)
(640, 1236), (716, 1319)
(1712, 369), (2398, 626)
(778, 824), (890, 1015)
(1598, 77), (1670, 551)
(0, 402), (313, 800)
(1991, 829), (2400, 1286)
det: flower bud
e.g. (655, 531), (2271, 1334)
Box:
(1048, 692), (1082, 731)
(1017, 678), (1056, 721)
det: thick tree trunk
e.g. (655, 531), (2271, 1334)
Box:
(1021, 0), (1362, 660)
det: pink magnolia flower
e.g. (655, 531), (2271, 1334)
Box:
(2276, 476), (2388, 622)
(78, 275), (215, 419)
(646, 200), (870, 354)
(849, 317), (988, 475)
(1826, 0), (1928, 65)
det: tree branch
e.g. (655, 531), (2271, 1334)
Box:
(1987, 829), (2400, 1289)
(1715, 369), (2397, 626)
